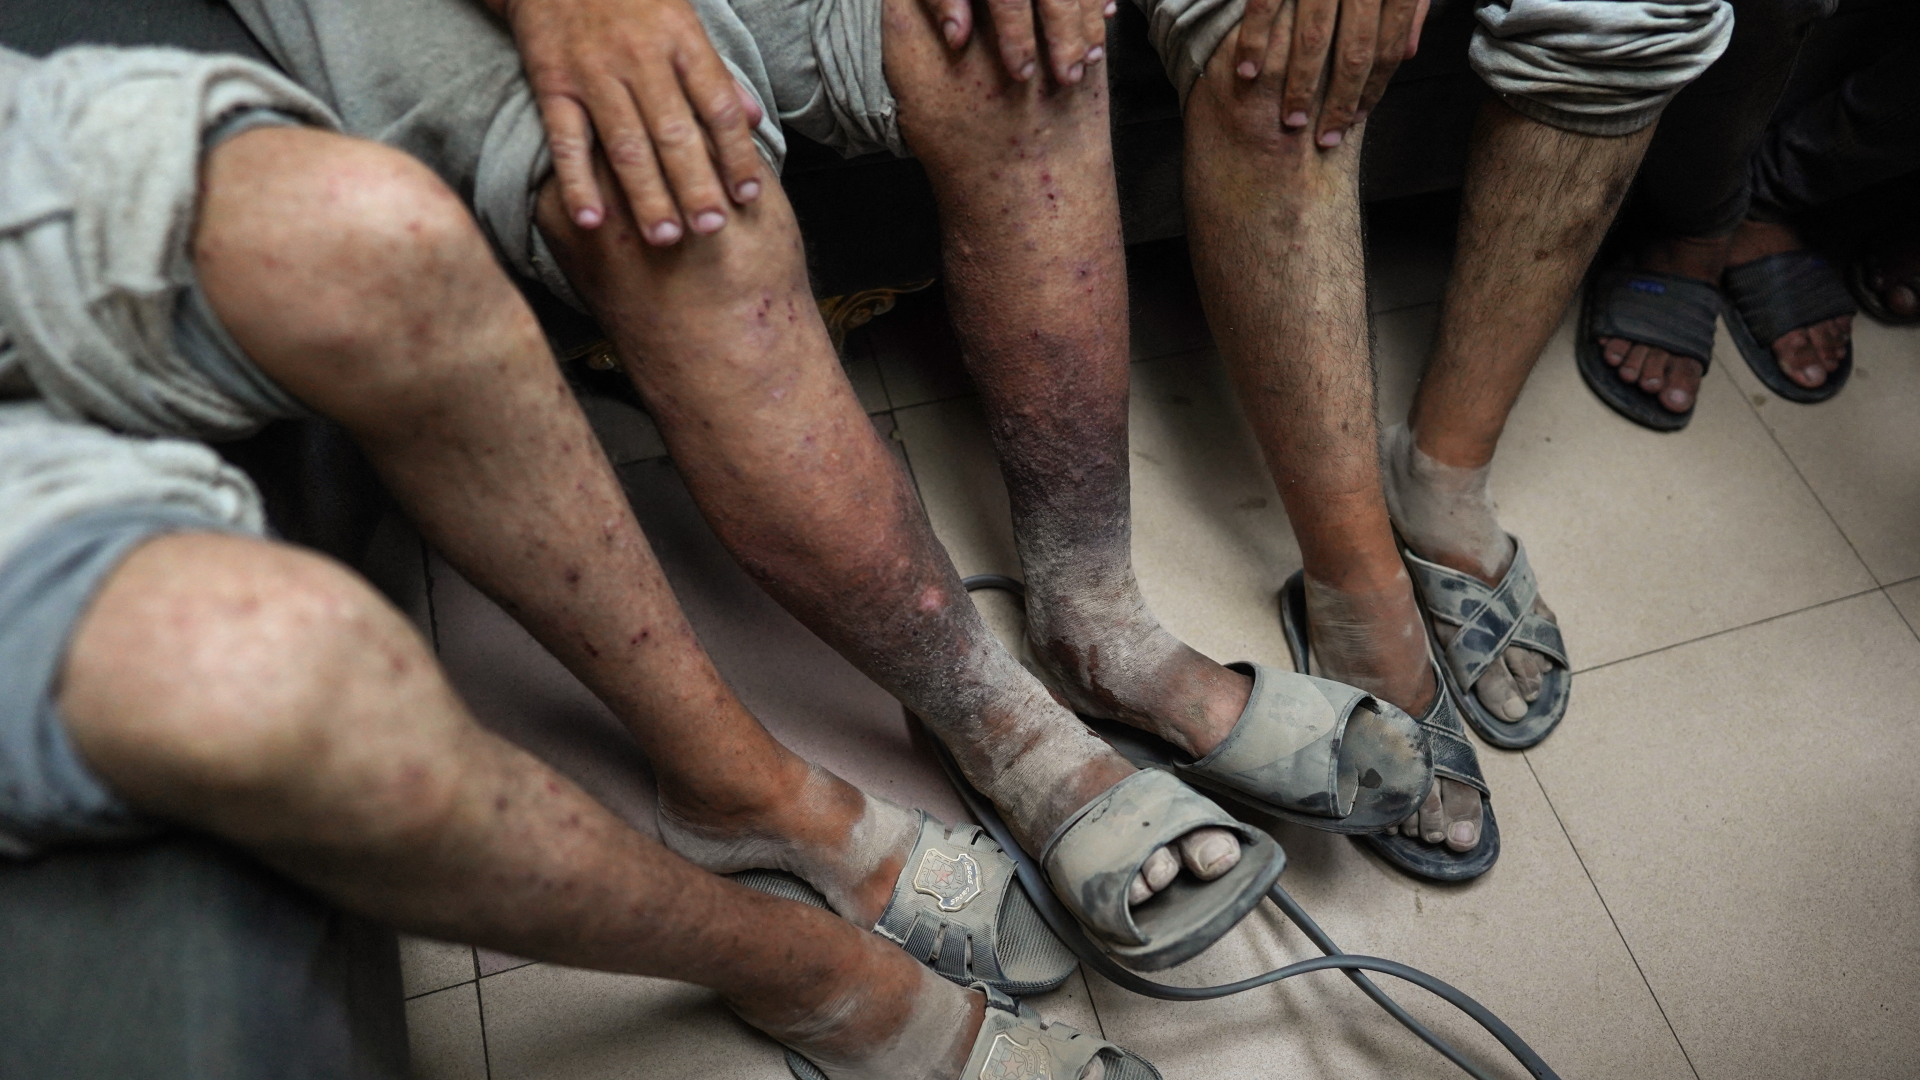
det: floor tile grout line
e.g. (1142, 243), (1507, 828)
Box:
(403, 978), (477, 1002)
(1727, 363), (1880, 584)
(475, 970), (495, 1080)
(1518, 752), (1704, 1080)
(1569, 582), (1891, 678)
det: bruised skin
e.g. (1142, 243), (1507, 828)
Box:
(1600, 219), (1854, 412)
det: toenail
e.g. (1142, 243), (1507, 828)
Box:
(1449, 821), (1475, 846)
(1424, 830), (1445, 844)
(1501, 696), (1527, 720)
(1196, 835), (1234, 871)
(1665, 389), (1690, 409)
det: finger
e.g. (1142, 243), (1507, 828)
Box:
(1316, 0), (1380, 147)
(536, 93), (606, 229)
(1282, 0), (1339, 132)
(1177, 827), (1242, 881)
(631, 59), (730, 235)
(1037, 0), (1090, 83)
(1407, 0), (1431, 56)
(921, 0), (974, 50)
(987, 0), (1040, 81)
(583, 80), (684, 244)
(1235, 0), (1288, 81)
(1083, 0), (1110, 68)
(682, 53), (766, 205)
(1358, 0), (1418, 117)
(1142, 846), (1181, 891)
(1441, 780), (1483, 852)
(1474, 659), (1529, 722)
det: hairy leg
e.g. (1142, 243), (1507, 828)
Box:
(534, 141), (1218, 901)
(1392, 101), (1646, 746)
(1182, 33), (1480, 851)
(192, 127), (908, 925)
(59, 533), (988, 1080)
(883, 0), (1243, 885)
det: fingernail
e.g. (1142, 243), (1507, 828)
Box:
(942, 18), (962, 46)
(693, 210), (726, 233)
(647, 221), (682, 245)
(1284, 110), (1309, 128)
(1237, 61), (1258, 79)
(736, 179), (761, 202)
(574, 207), (603, 229)
(1086, 46), (1104, 63)
(1106, 0), (1118, 12)
(1068, 62), (1085, 82)
(1449, 821), (1475, 846)
(1353, 108), (1369, 124)
(1319, 129), (1343, 148)
(1019, 60), (1036, 80)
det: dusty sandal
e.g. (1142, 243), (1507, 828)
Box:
(1097, 662), (1431, 835)
(785, 982), (1162, 1080)
(1280, 572), (1500, 882)
(1576, 268), (1719, 432)
(1723, 250), (1856, 404)
(731, 811), (1077, 997)
(1402, 536), (1570, 750)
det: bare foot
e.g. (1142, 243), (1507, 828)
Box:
(1598, 234), (1725, 415)
(1726, 218), (1853, 389)
(1858, 237), (1920, 319)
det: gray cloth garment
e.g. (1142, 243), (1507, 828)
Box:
(224, 0), (903, 308)
(1133, 0), (1731, 135)
(0, 45), (336, 439)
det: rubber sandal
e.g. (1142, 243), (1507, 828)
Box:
(1094, 662), (1432, 835)
(1846, 255), (1920, 327)
(1400, 536), (1569, 750)
(1041, 768), (1286, 970)
(1723, 250), (1856, 404)
(731, 811), (1077, 997)
(1576, 268), (1720, 432)
(785, 981), (1163, 1080)
(1279, 572), (1500, 882)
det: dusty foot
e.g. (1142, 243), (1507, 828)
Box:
(1597, 234), (1724, 414)
(1856, 236), (1920, 321)
(1725, 218), (1853, 389)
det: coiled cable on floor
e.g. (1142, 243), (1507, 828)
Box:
(955, 574), (1561, 1080)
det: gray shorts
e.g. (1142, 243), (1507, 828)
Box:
(0, 46), (320, 857)
(1136, 0), (1735, 136)
(226, 0), (902, 308)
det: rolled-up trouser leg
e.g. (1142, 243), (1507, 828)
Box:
(1635, 0), (1836, 238)
(1749, 39), (1920, 221)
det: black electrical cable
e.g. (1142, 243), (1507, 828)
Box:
(956, 574), (1561, 1080)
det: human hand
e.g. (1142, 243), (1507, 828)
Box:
(917, 0), (1112, 86)
(1232, 0), (1429, 147)
(493, 0), (766, 243)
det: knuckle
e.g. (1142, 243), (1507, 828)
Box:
(650, 116), (700, 148)
(703, 95), (746, 128)
(603, 136), (657, 170)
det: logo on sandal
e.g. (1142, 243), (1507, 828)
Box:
(913, 848), (983, 912)
(981, 1032), (1052, 1080)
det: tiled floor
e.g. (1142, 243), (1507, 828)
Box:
(375, 219), (1920, 1080)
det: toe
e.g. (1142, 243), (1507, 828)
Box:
(1663, 357), (1701, 413)
(1503, 645), (1545, 701)
(1638, 348), (1671, 394)
(1441, 779), (1484, 853)
(1128, 873), (1152, 906)
(1419, 783), (1447, 845)
(1177, 827), (1242, 881)
(1601, 336), (1630, 367)
(1473, 659), (1529, 723)
(1141, 845), (1179, 893)
(1619, 343), (1649, 384)
(1775, 329), (1825, 388)
(1402, 783), (1441, 839)
(1810, 317), (1847, 371)
(1892, 283), (1919, 318)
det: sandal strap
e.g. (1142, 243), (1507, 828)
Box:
(874, 813), (1019, 987)
(963, 984), (1158, 1080)
(1590, 269), (1720, 368)
(1723, 250), (1857, 347)
(1416, 673), (1488, 797)
(1182, 662), (1368, 817)
(1406, 537), (1566, 691)
(1038, 769), (1253, 947)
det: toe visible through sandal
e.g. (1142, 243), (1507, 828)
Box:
(1722, 250), (1855, 404)
(1576, 268), (1720, 432)
(1279, 572), (1500, 882)
(1401, 536), (1570, 750)
(784, 982), (1163, 1080)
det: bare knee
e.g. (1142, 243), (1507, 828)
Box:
(195, 128), (525, 396)
(61, 533), (458, 837)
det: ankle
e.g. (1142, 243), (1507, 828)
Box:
(1636, 233), (1733, 283)
(1727, 217), (1802, 266)
(1300, 570), (1436, 714)
(1381, 423), (1512, 584)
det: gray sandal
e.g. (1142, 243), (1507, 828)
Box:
(732, 810), (1078, 996)
(785, 982), (1162, 1080)
(1403, 536), (1569, 750)
(1097, 662), (1431, 834)
(1041, 769), (1285, 971)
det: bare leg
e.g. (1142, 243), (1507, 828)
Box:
(1181, 34), (1481, 851)
(1391, 102), (1647, 743)
(58, 533), (988, 1080)
(194, 127), (909, 926)
(881, 0), (1243, 887)
(532, 143), (1224, 896)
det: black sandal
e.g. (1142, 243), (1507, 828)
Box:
(1723, 250), (1856, 404)
(1576, 268), (1720, 433)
